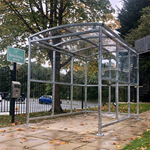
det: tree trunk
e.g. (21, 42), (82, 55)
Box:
(54, 51), (63, 113)
(48, 30), (71, 113)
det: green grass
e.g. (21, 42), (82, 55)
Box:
(88, 103), (150, 114)
(0, 111), (52, 127)
(122, 129), (150, 150)
(0, 103), (150, 128)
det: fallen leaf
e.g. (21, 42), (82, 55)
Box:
(112, 142), (116, 145)
(137, 136), (142, 139)
(114, 135), (120, 138)
(140, 147), (147, 150)
(11, 123), (15, 126)
(147, 129), (150, 131)
(30, 130), (35, 132)
(16, 128), (24, 131)
(123, 139), (127, 141)
(49, 141), (58, 144)
(136, 147), (140, 149)
(116, 145), (121, 148)
(81, 140), (87, 142)
(54, 138), (59, 140)
(131, 137), (136, 140)
(24, 146), (29, 149)
(80, 124), (84, 126)
(60, 142), (67, 145)
(147, 144), (150, 147)
(85, 137), (91, 139)
(64, 128), (67, 130)
(7, 134), (13, 137)
(1, 130), (6, 132)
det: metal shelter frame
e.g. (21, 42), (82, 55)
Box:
(27, 23), (139, 136)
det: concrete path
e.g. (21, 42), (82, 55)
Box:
(0, 111), (150, 150)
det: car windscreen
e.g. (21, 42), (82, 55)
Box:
(47, 95), (52, 99)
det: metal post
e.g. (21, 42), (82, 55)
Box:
(52, 51), (56, 115)
(137, 54), (140, 120)
(82, 87), (84, 109)
(116, 42), (119, 121)
(85, 61), (87, 116)
(11, 63), (16, 123)
(96, 26), (103, 136)
(26, 38), (31, 126)
(109, 58), (111, 113)
(128, 50), (131, 117)
(70, 57), (74, 113)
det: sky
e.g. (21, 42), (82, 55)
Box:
(109, 0), (123, 15)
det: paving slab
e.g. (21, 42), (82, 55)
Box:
(0, 111), (150, 150)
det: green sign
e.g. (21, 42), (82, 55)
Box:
(7, 47), (25, 64)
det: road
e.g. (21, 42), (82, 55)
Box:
(0, 99), (98, 114)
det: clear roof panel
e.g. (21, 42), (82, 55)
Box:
(30, 23), (137, 60)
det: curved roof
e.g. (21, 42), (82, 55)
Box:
(29, 23), (137, 60)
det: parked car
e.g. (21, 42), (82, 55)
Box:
(0, 92), (8, 99)
(16, 93), (25, 102)
(6, 93), (10, 100)
(6, 93), (25, 102)
(39, 95), (52, 104)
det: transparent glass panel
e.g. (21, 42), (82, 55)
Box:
(31, 44), (52, 81)
(87, 60), (98, 85)
(102, 57), (110, 79)
(130, 52), (138, 84)
(76, 47), (98, 57)
(73, 59), (85, 85)
(59, 85), (71, 111)
(102, 86), (109, 112)
(65, 25), (100, 33)
(103, 52), (117, 81)
(118, 48), (129, 83)
(110, 56), (117, 81)
(87, 87), (98, 110)
(29, 82), (52, 114)
(73, 86), (85, 111)
(59, 53), (71, 83)
(118, 86), (128, 119)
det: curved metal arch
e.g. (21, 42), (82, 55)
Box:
(29, 23), (103, 38)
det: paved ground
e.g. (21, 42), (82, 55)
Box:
(0, 111), (150, 150)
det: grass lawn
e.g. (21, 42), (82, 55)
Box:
(122, 129), (150, 150)
(88, 103), (150, 114)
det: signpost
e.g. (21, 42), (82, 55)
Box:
(7, 46), (25, 64)
(7, 46), (25, 123)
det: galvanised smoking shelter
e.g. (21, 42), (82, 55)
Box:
(27, 23), (139, 136)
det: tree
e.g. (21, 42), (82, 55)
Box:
(125, 6), (150, 45)
(0, 0), (117, 113)
(117, 0), (150, 38)
(124, 6), (150, 94)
